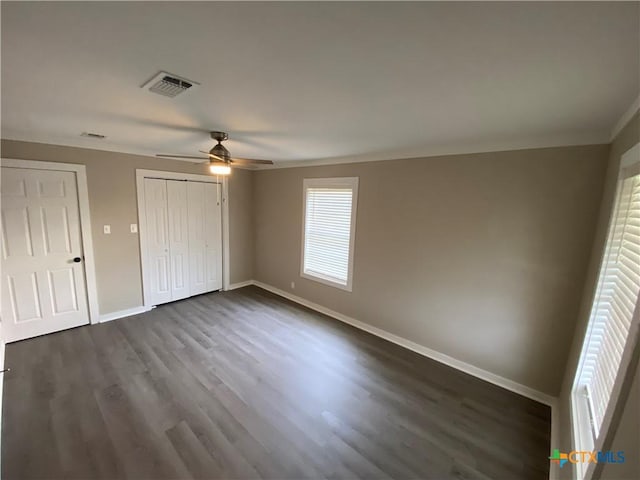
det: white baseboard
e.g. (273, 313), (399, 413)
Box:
(253, 280), (559, 478)
(227, 280), (254, 291)
(251, 280), (557, 407)
(99, 305), (153, 323)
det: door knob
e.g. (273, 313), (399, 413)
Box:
(73, 257), (82, 263)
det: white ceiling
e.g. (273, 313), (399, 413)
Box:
(2, 2), (638, 166)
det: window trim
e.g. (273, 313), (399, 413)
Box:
(300, 177), (359, 292)
(570, 142), (640, 480)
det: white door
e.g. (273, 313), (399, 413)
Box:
(187, 182), (207, 296)
(143, 178), (172, 305)
(1, 167), (90, 342)
(141, 176), (223, 306)
(167, 180), (190, 301)
(204, 183), (223, 291)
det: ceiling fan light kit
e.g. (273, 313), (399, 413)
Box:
(210, 162), (232, 175)
(156, 130), (273, 175)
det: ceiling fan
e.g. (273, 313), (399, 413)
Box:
(157, 131), (274, 175)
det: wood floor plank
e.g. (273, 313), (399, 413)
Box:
(2, 286), (550, 479)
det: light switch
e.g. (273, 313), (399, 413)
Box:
(130, 223), (138, 233)
(103, 225), (111, 234)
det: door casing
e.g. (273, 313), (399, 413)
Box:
(0, 158), (99, 327)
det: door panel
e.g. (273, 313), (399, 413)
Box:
(143, 178), (172, 305)
(204, 183), (223, 291)
(41, 206), (72, 254)
(2, 177), (27, 197)
(2, 207), (34, 258)
(6, 272), (42, 322)
(1, 167), (89, 342)
(36, 177), (67, 198)
(173, 254), (186, 290)
(187, 182), (207, 296)
(47, 268), (79, 315)
(156, 257), (170, 293)
(167, 180), (190, 301)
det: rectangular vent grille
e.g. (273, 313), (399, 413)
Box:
(142, 71), (199, 98)
(81, 132), (106, 139)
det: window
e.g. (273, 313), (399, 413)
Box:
(572, 143), (640, 479)
(301, 177), (359, 291)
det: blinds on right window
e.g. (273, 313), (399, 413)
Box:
(300, 177), (359, 291)
(573, 144), (640, 462)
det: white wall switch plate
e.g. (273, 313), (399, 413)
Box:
(130, 224), (138, 233)
(103, 225), (111, 234)
(291, 282), (295, 289)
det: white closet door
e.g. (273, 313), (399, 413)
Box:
(143, 178), (172, 305)
(204, 183), (223, 291)
(167, 180), (190, 301)
(187, 182), (207, 296)
(1, 167), (90, 342)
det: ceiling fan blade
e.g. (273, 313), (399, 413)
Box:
(230, 157), (274, 165)
(157, 154), (209, 161)
(199, 151), (228, 162)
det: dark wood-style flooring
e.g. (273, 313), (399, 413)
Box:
(2, 286), (550, 479)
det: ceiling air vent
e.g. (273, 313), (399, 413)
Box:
(141, 71), (199, 98)
(81, 132), (106, 139)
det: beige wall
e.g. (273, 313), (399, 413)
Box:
(253, 144), (609, 395)
(0, 139), (254, 315)
(558, 113), (640, 480)
(228, 167), (254, 285)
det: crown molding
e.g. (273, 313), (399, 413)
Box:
(261, 130), (609, 170)
(3, 127), (610, 172)
(1, 130), (159, 159)
(0, 132), (258, 170)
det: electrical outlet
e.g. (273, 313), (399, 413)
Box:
(130, 224), (138, 233)
(291, 282), (295, 289)
(103, 225), (111, 234)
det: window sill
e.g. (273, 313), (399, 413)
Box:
(300, 271), (353, 292)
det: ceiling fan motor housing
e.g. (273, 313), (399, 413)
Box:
(210, 131), (231, 162)
(210, 143), (231, 162)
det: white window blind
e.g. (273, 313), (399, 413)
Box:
(574, 163), (640, 443)
(301, 178), (358, 291)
